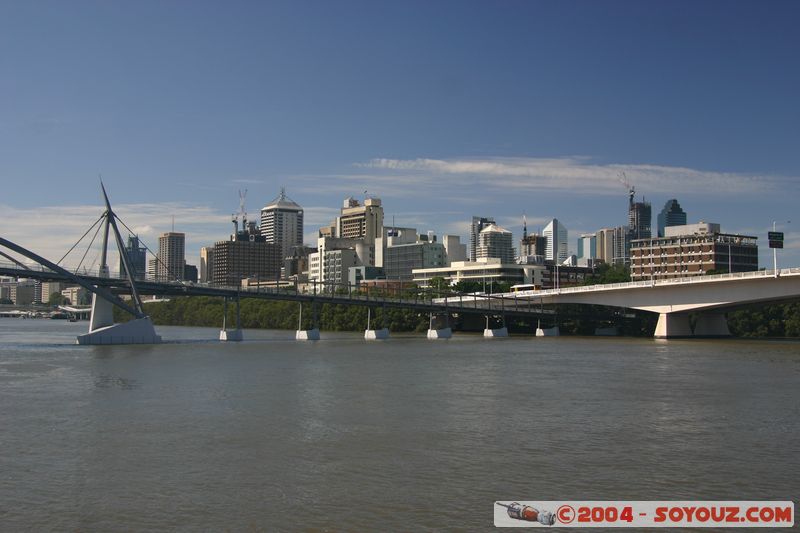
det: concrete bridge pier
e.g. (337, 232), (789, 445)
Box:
(77, 293), (161, 345)
(220, 296), (244, 341)
(427, 311), (452, 339)
(535, 319), (560, 337)
(296, 301), (320, 340)
(693, 312), (731, 338)
(654, 313), (693, 339)
(365, 307), (389, 340)
(483, 314), (508, 338)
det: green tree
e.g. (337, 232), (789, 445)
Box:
(48, 292), (70, 306)
(583, 263), (631, 285)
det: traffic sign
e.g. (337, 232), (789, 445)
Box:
(768, 231), (784, 241)
(769, 240), (784, 249)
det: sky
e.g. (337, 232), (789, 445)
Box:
(1, 0), (798, 271)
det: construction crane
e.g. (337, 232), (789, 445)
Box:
(618, 171), (634, 206)
(232, 189), (248, 234)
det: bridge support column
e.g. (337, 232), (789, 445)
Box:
(535, 319), (560, 337)
(220, 297), (243, 342)
(427, 312), (452, 339)
(77, 294), (161, 345)
(654, 313), (693, 339)
(365, 307), (389, 340)
(693, 312), (731, 338)
(296, 301), (320, 340)
(483, 315), (508, 338)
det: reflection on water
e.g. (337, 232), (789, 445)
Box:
(1, 319), (798, 530)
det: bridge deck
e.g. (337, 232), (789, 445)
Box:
(0, 262), (543, 317)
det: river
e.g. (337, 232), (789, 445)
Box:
(1, 319), (798, 531)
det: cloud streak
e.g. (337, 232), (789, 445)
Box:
(358, 157), (786, 196)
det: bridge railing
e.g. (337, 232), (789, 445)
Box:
(503, 267), (800, 298)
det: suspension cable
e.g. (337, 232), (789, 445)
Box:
(75, 216), (105, 274)
(56, 213), (105, 266)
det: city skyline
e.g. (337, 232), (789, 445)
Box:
(0, 1), (797, 268)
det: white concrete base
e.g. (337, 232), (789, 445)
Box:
(427, 327), (452, 339)
(76, 317), (162, 345)
(654, 313), (693, 339)
(219, 329), (244, 342)
(365, 328), (390, 340)
(296, 328), (321, 340)
(536, 326), (560, 337)
(483, 327), (509, 338)
(693, 313), (731, 337)
(594, 326), (620, 336)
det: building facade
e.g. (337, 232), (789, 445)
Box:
(442, 234), (467, 264)
(657, 199), (687, 237)
(155, 232), (186, 282)
(385, 240), (447, 280)
(118, 235), (147, 280)
(337, 197), (384, 242)
(577, 233), (597, 261)
(211, 225), (281, 286)
(629, 223), (758, 281)
(470, 216), (496, 262)
(476, 224), (515, 264)
(543, 218), (568, 263)
(612, 226), (629, 266)
(322, 248), (359, 290)
(260, 187), (304, 260)
(628, 199), (652, 241)
(199, 247), (213, 283)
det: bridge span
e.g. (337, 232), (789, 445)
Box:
(444, 268), (800, 338)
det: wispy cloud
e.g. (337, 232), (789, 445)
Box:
(0, 203), (229, 269)
(358, 157), (786, 196)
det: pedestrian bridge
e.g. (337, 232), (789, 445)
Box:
(442, 268), (800, 338)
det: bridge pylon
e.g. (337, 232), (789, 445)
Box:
(77, 183), (161, 345)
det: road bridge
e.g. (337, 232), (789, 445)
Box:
(442, 269), (800, 338)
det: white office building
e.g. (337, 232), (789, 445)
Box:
(543, 218), (568, 263)
(260, 188), (304, 259)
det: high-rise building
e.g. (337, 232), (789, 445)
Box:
(199, 247), (213, 283)
(118, 235), (147, 280)
(155, 232), (185, 282)
(211, 223), (281, 286)
(577, 234), (597, 260)
(657, 199), (687, 237)
(595, 228), (615, 264)
(612, 226), (629, 266)
(543, 218), (568, 263)
(476, 224), (515, 264)
(519, 215), (546, 260)
(337, 197), (383, 242)
(628, 199), (652, 241)
(260, 188), (304, 260)
(470, 216), (496, 262)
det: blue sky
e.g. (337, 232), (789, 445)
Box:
(1, 0), (798, 269)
